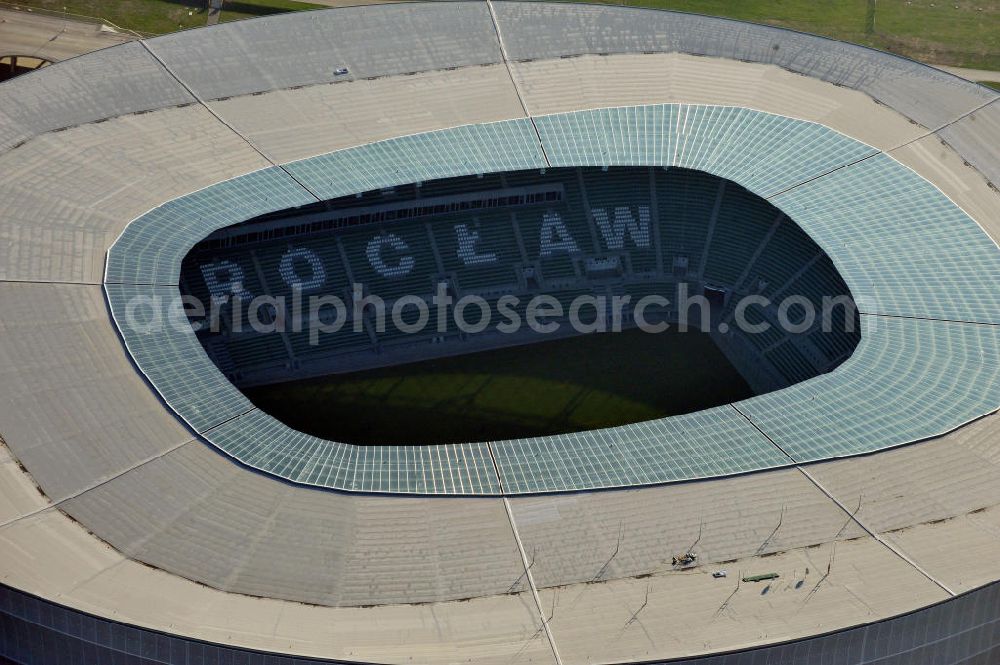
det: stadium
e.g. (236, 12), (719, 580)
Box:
(1, 2), (999, 663)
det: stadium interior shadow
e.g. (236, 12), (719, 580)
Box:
(244, 328), (755, 445)
(181, 165), (860, 446)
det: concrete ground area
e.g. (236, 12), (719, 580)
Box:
(0, 7), (134, 63)
(938, 65), (1000, 84)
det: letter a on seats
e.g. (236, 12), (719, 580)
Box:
(539, 211), (580, 257)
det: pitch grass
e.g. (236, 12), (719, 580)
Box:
(7, 0), (999, 70)
(4, 0), (324, 35)
(245, 328), (754, 445)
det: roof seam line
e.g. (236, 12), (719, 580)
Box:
(795, 465), (957, 598)
(104, 281), (181, 288)
(0, 278), (101, 287)
(0, 438), (197, 532)
(486, 442), (506, 495)
(764, 151), (881, 200)
(137, 39), (324, 205)
(730, 404), (957, 598)
(485, 0), (551, 169)
(487, 440), (563, 663)
(861, 311), (1000, 327)
(885, 95), (1000, 156)
(501, 495), (564, 665)
(728, 404), (798, 465)
(200, 407), (259, 436)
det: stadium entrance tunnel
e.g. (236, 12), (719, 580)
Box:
(180, 166), (860, 445)
(0, 55), (51, 82)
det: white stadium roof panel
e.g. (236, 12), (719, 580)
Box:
(937, 98), (1000, 189)
(533, 104), (877, 195)
(0, 442), (50, 526)
(536, 534), (952, 664)
(771, 153), (1000, 324)
(510, 53), (930, 151)
(284, 118), (548, 201)
(0, 282), (193, 502)
(145, 2), (503, 101)
(738, 316), (1000, 462)
(508, 466), (868, 588)
(888, 133), (1000, 243)
(492, 405), (789, 494)
(806, 415), (1000, 593)
(207, 409), (502, 495)
(0, 509), (552, 664)
(104, 283), (255, 432)
(105, 166), (316, 286)
(0, 106), (27, 157)
(0, 41), (194, 151)
(0, 103), (271, 284)
(58, 442), (521, 606)
(205, 65), (528, 164)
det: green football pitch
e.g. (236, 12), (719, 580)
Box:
(246, 328), (753, 445)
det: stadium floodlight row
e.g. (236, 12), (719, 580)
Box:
(1, 2), (999, 663)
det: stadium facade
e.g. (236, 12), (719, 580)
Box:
(0, 2), (999, 663)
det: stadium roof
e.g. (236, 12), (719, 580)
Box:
(1, 2), (999, 662)
(104, 104), (1000, 495)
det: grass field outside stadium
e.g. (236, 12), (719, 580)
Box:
(7, 0), (999, 70)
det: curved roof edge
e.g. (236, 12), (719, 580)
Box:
(104, 104), (1000, 496)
